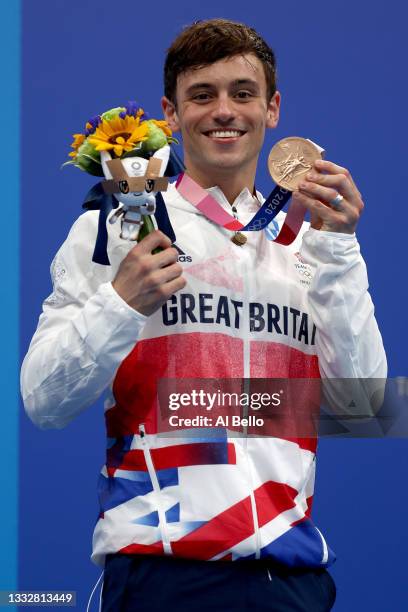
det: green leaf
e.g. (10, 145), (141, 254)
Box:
(101, 107), (125, 121)
(76, 154), (104, 176)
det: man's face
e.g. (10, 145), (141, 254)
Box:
(162, 54), (280, 178)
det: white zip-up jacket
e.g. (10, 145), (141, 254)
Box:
(21, 182), (387, 567)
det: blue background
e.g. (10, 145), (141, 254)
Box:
(4, 0), (407, 609)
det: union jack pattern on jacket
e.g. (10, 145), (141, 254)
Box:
(21, 183), (387, 568)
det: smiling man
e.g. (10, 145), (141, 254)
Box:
(162, 53), (280, 203)
(21, 18), (386, 612)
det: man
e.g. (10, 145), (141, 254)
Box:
(21, 18), (386, 612)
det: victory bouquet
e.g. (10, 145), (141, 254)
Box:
(64, 101), (184, 264)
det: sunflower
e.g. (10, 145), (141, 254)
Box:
(88, 115), (149, 157)
(68, 133), (86, 158)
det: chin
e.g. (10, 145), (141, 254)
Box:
(204, 153), (250, 170)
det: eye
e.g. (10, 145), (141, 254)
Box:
(145, 179), (155, 193)
(118, 180), (129, 194)
(192, 92), (212, 102)
(234, 90), (253, 99)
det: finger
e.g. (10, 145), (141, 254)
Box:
(300, 173), (364, 221)
(298, 180), (345, 207)
(152, 275), (187, 302)
(314, 159), (361, 197)
(123, 243), (178, 275)
(293, 191), (359, 234)
(314, 159), (349, 175)
(136, 230), (172, 254)
(303, 171), (357, 202)
(150, 246), (179, 269)
(149, 263), (184, 288)
(298, 181), (363, 221)
(293, 191), (344, 223)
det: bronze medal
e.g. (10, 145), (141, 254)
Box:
(268, 137), (323, 191)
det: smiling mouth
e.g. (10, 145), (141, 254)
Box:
(204, 129), (246, 139)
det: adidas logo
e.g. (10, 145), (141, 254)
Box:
(172, 244), (192, 263)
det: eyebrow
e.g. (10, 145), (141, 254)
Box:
(185, 78), (260, 94)
(233, 79), (260, 88)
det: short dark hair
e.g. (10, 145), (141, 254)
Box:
(164, 18), (277, 103)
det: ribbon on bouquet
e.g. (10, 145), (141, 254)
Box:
(82, 147), (184, 265)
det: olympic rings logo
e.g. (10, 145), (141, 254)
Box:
(249, 218), (266, 230)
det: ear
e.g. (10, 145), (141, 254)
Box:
(152, 145), (170, 177)
(100, 150), (113, 179)
(266, 91), (281, 129)
(161, 96), (180, 132)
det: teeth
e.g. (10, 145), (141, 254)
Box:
(207, 130), (243, 138)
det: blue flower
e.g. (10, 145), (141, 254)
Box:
(84, 115), (102, 135)
(119, 101), (150, 120)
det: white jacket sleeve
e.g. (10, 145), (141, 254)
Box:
(20, 212), (147, 430)
(300, 228), (387, 415)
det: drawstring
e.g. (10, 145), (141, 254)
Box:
(266, 568), (273, 582)
(86, 571), (104, 612)
(98, 575), (104, 612)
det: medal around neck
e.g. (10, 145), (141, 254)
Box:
(63, 101), (183, 265)
(176, 137), (324, 248)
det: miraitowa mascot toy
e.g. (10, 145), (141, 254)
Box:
(101, 146), (170, 240)
(64, 101), (184, 265)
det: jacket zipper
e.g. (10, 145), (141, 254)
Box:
(241, 253), (261, 560)
(139, 423), (172, 555)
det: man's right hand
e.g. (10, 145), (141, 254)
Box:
(112, 230), (186, 316)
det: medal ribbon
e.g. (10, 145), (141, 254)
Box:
(175, 173), (306, 245)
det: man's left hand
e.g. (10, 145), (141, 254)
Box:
(294, 159), (364, 234)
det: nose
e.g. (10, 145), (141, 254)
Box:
(211, 94), (236, 123)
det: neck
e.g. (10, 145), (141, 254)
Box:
(183, 159), (257, 204)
